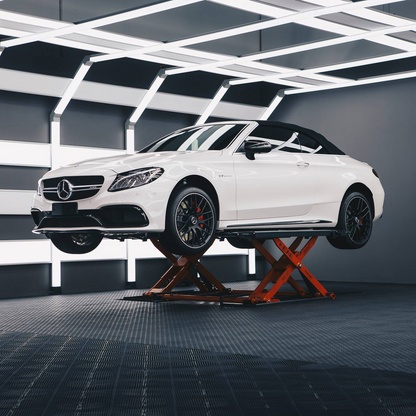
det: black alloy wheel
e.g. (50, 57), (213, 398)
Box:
(161, 187), (217, 255)
(327, 191), (373, 250)
(48, 232), (103, 254)
(345, 195), (372, 244)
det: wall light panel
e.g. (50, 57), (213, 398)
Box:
(0, 240), (51, 266)
(0, 190), (35, 215)
(0, 140), (50, 168)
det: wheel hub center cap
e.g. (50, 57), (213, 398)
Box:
(190, 216), (198, 225)
(354, 217), (360, 224)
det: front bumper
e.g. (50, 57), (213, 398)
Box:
(32, 175), (177, 234)
(32, 205), (149, 234)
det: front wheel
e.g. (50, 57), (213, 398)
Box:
(48, 233), (103, 254)
(327, 191), (373, 250)
(160, 187), (217, 255)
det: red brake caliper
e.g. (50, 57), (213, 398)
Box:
(197, 207), (204, 228)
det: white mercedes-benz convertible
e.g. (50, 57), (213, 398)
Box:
(32, 121), (384, 255)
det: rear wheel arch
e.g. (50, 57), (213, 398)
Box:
(341, 183), (374, 218)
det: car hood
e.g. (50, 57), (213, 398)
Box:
(43, 151), (222, 178)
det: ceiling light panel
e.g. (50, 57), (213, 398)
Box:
(91, 0), (401, 63)
(285, 69), (416, 95)
(208, 0), (295, 19)
(347, 8), (414, 26)
(166, 20), (416, 77)
(371, 34), (416, 51)
(298, 18), (363, 36)
(1, 0), (203, 48)
(321, 13), (389, 31)
(0, 10), (64, 28)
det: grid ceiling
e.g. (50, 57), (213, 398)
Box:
(0, 0), (416, 96)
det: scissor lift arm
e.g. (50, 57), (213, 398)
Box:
(124, 230), (344, 306)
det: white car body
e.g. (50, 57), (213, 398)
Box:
(32, 121), (384, 238)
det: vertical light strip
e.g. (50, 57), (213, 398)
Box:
(49, 59), (94, 288)
(125, 70), (167, 154)
(50, 118), (61, 170)
(125, 127), (135, 155)
(259, 92), (284, 121)
(248, 249), (256, 275)
(50, 119), (61, 286)
(129, 70), (167, 124)
(51, 244), (62, 287)
(196, 81), (230, 125)
(126, 240), (136, 283)
(53, 59), (93, 116)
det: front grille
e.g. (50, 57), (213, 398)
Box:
(42, 176), (105, 201)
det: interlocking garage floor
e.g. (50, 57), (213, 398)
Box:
(0, 281), (415, 416)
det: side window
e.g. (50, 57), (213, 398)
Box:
(298, 133), (328, 154)
(239, 126), (302, 153)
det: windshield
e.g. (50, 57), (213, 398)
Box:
(139, 124), (246, 153)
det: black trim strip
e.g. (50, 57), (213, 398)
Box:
(227, 220), (332, 228)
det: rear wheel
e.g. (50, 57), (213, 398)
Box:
(327, 191), (373, 250)
(48, 233), (103, 254)
(160, 187), (217, 255)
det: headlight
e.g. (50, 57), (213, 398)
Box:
(37, 180), (43, 196)
(108, 167), (164, 192)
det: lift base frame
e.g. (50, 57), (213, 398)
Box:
(123, 230), (340, 306)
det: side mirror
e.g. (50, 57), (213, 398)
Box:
(244, 139), (272, 160)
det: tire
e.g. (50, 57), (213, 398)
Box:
(327, 191), (373, 250)
(160, 186), (217, 255)
(48, 233), (103, 254)
(227, 237), (265, 249)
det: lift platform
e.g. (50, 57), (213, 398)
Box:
(123, 230), (344, 306)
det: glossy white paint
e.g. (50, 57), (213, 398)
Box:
(32, 121), (384, 236)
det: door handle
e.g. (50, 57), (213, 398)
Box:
(297, 161), (310, 168)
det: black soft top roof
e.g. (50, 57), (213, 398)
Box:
(256, 120), (345, 155)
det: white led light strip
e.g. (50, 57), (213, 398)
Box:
(166, 21), (416, 77)
(90, 0), (401, 63)
(196, 82), (230, 125)
(0, 0), (203, 48)
(284, 69), (416, 95)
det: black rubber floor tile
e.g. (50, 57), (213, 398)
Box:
(0, 282), (415, 415)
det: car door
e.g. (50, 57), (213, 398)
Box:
(297, 131), (348, 212)
(232, 125), (316, 222)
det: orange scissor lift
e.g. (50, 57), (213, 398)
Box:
(124, 230), (342, 306)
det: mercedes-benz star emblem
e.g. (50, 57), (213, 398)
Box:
(57, 179), (73, 201)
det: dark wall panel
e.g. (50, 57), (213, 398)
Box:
(136, 258), (172, 289)
(135, 255), (248, 289)
(61, 260), (126, 294)
(0, 91), (55, 143)
(61, 100), (131, 149)
(0, 42), (92, 78)
(200, 255), (247, 283)
(135, 110), (198, 150)
(0, 216), (44, 240)
(0, 264), (50, 299)
(269, 77), (416, 284)
(0, 166), (49, 190)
